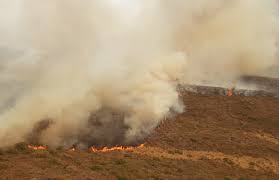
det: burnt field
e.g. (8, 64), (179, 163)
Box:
(0, 76), (278, 180)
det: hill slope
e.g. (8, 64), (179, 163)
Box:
(0, 88), (278, 180)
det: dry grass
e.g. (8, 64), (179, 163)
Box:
(0, 92), (278, 179)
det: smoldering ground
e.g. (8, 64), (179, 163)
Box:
(0, 0), (278, 149)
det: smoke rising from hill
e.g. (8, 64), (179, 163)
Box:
(0, 0), (278, 148)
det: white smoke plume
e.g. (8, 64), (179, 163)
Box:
(0, 0), (277, 148)
(163, 0), (279, 86)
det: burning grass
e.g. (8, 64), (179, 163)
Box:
(90, 144), (144, 153)
(0, 91), (278, 179)
(28, 145), (47, 150)
(23, 143), (145, 154)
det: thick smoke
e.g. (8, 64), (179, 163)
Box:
(163, 0), (279, 86)
(0, 0), (278, 148)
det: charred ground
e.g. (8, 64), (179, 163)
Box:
(0, 76), (278, 180)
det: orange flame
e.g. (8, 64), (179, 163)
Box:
(227, 88), (233, 97)
(69, 147), (76, 152)
(27, 144), (145, 152)
(90, 144), (144, 153)
(28, 145), (47, 150)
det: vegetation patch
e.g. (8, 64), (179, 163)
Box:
(114, 159), (126, 165)
(91, 165), (103, 171)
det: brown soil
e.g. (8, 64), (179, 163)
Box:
(0, 80), (279, 179)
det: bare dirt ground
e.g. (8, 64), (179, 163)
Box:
(0, 77), (278, 180)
